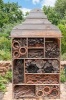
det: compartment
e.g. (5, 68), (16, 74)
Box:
(14, 85), (35, 99)
(28, 38), (44, 47)
(12, 38), (27, 58)
(36, 85), (60, 99)
(25, 59), (60, 73)
(12, 38), (27, 49)
(25, 74), (59, 84)
(28, 49), (44, 58)
(45, 38), (60, 58)
(13, 59), (24, 84)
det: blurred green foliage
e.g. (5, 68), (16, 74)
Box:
(58, 24), (66, 54)
(60, 69), (66, 83)
(0, 70), (12, 92)
(61, 53), (66, 61)
(0, 0), (24, 60)
(43, 0), (66, 55)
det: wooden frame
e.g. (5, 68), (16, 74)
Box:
(11, 37), (61, 99)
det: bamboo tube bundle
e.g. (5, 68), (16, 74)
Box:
(13, 47), (27, 58)
(43, 85), (60, 98)
(12, 38), (27, 58)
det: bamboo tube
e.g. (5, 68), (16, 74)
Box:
(50, 88), (59, 98)
(19, 47), (27, 55)
(13, 51), (20, 58)
(12, 40), (20, 49)
(36, 90), (44, 97)
(43, 86), (51, 95)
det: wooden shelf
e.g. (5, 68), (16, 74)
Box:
(12, 37), (61, 99)
(14, 96), (36, 98)
(13, 58), (60, 60)
(25, 73), (60, 75)
(28, 47), (44, 49)
(13, 83), (60, 86)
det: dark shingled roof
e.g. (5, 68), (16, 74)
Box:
(11, 8), (62, 37)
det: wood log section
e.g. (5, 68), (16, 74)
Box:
(28, 38), (44, 47)
(28, 49), (44, 58)
(13, 59), (24, 84)
(25, 59), (59, 73)
(26, 74), (59, 84)
(45, 38), (60, 58)
(26, 63), (39, 73)
(14, 85), (35, 99)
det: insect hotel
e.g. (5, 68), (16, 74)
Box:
(11, 9), (62, 99)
